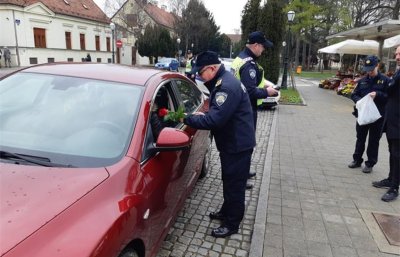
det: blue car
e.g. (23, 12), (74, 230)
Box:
(154, 57), (179, 71)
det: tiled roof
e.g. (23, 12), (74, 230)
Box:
(143, 3), (176, 30)
(0, 0), (110, 24)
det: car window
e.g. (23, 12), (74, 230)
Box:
(174, 80), (202, 114)
(0, 73), (142, 167)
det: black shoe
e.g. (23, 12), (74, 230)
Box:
(246, 183), (253, 190)
(248, 171), (256, 178)
(211, 226), (238, 238)
(209, 212), (225, 221)
(362, 165), (373, 173)
(381, 188), (399, 202)
(372, 178), (393, 188)
(348, 161), (362, 168)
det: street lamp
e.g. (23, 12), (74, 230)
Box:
(110, 22), (115, 63)
(281, 10), (295, 89)
(177, 38), (181, 58)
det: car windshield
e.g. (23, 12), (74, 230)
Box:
(158, 58), (173, 63)
(0, 73), (143, 167)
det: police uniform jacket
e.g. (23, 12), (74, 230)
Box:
(351, 72), (389, 115)
(383, 70), (400, 139)
(236, 48), (269, 110)
(184, 65), (256, 154)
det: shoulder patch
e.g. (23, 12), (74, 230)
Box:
(216, 79), (222, 87)
(249, 69), (256, 79)
(215, 92), (228, 106)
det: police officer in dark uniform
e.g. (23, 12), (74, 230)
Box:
(231, 31), (279, 186)
(348, 55), (389, 173)
(182, 51), (255, 238)
(372, 46), (400, 202)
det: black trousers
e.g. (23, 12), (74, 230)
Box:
(387, 138), (400, 190)
(219, 149), (253, 230)
(353, 118), (384, 167)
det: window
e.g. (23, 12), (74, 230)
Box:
(106, 37), (110, 52)
(80, 33), (86, 50)
(65, 32), (72, 49)
(95, 35), (100, 51)
(47, 58), (55, 63)
(34, 28), (46, 48)
(67, 58), (73, 62)
(96, 58), (101, 63)
(29, 57), (38, 64)
(175, 80), (202, 113)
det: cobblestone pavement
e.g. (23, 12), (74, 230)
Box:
(156, 109), (275, 257)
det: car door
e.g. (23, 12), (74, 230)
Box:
(139, 81), (191, 249)
(171, 79), (210, 196)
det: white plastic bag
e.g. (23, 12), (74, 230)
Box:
(356, 94), (381, 125)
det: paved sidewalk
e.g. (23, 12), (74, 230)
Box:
(254, 77), (400, 257)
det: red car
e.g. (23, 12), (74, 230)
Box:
(0, 63), (211, 257)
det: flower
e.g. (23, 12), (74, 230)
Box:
(158, 108), (169, 117)
(163, 106), (185, 122)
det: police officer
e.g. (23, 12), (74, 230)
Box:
(348, 55), (389, 173)
(372, 46), (400, 202)
(185, 50), (195, 82)
(183, 51), (255, 238)
(231, 31), (278, 184)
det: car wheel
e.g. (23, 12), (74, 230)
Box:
(199, 134), (212, 179)
(118, 248), (139, 257)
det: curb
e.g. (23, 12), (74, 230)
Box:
(249, 109), (278, 257)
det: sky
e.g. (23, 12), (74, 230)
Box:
(93, 0), (247, 34)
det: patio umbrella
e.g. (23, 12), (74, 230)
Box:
(383, 34), (400, 48)
(318, 39), (379, 55)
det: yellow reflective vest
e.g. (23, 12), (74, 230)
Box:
(231, 57), (265, 106)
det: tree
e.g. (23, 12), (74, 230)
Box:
(137, 25), (174, 63)
(241, 0), (261, 45)
(170, 0), (189, 16)
(258, 0), (285, 83)
(174, 0), (222, 54)
(219, 34), (233, 58)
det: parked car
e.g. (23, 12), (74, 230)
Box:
(154, 57), (179, 71)
(0, 63), (211, 257)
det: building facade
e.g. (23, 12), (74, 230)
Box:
(0, 0), (111, 67)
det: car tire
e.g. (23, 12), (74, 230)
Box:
(199, 134), (212, 179)
(118, 248), (139, 257)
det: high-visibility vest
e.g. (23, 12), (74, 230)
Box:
(231, 56), (265, 106)
(185, 58), (193, 72)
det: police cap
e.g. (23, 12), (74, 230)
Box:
(190, 51), (221, 74)
(247, 31), (273, 48)
(363, 55), (379, 72)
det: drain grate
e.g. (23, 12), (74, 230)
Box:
(372, 212), (400, 247)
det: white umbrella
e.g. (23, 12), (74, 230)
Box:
(318, 39), (379, 55)
(383, 34), (400, 48)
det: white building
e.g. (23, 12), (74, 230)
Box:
(0, 0), (112, 67)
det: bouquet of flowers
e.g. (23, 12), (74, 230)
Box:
(157, 106), (185, 122)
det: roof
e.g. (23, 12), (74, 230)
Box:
(0, 0), (110, 24)
(326, 19), (400, 40)
(21, 63), (164, 86)
(142, 2), (176, 30)
(226, 34), (241, 43)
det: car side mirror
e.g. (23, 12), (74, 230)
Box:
(149, 128), (190, 154)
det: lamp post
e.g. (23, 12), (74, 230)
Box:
(110, 22), (115, 63)
(281, 10), (295, 89)
(177, 38), (181, 59)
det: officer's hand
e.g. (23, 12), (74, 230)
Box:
(266, 87), (279, 97)
(192, 112), (205, 116)
(369, 91), (376, 99)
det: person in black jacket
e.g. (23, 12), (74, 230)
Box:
(183, 51), (255, 238)
(348, 55), (390, 173)
(372, 46), (400, 202)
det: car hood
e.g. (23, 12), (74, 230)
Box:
(0, 163), (109, 255)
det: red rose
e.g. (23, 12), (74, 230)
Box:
(158, 108), (169, 117)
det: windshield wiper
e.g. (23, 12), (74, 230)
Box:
(0, 151), (74, 167)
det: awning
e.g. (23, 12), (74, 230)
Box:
(326, 19), (400, 40)
(318, 39), (379, 55)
